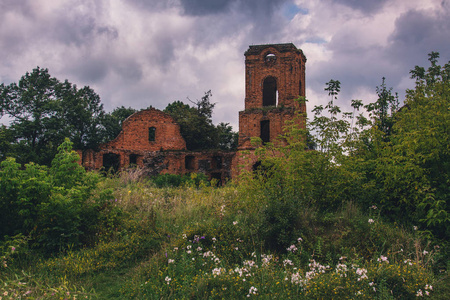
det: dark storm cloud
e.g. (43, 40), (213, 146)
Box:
(331, 0), (388, 14)
(52, 15), (118, 47)
(0, 0), (34, 17)
(388, 4), (450, 70)
(180, 0), (232, 15)
(180, 0), (288, 18)
(126, 0), (176, 12)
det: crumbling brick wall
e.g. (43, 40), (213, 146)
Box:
(77, 43), (306, 183)
(102, 108), (186, 152)
(232, 43), (307, 177)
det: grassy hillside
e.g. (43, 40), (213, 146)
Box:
(1, 170), (448, 299)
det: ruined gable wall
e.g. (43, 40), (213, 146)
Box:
(100, 108), (186, 152)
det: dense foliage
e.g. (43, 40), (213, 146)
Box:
(0, 53), (448, 299)
(0, 139), (112, 253)
(164, 91), (238, 151)
(0, 67), (105, 165)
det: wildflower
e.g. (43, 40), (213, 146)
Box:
(368, 219), (375, 224)
(416, 289), (423, 297)
(287, 244), (298, 252)
(168, 259), (175, 264)
(11, 247), (15, 252)
(182, 234), (187, 239)
(165, 276), (171, 285)
(197, 247), (202, 251)
(173, 247), (178, 251)
(356, 268), (368, 281)
(212, 237), (217, 242)
(247, 286), (258, 297)
(283, 259), (293, 266)
(261, 254), (273, 267)
(297, 237), (303, 242)
(413, 226), (418, 231)
(233, 221), (238, 225)
(423, 250), (429, 255)
(244, 260), (257, 268)
(187, 250), (192, 254)
(212, 268), (222, 277)
(425, 284), (432, 290)
(370, 205), (377, 209)
(377, 255), (389, 263)
(235, 247), (239, 250)
(335, 263), (348, 277)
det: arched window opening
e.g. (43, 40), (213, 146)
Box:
(299, 80), (302, 96)
(148, 127), (156, 142)
(265, 53), (276, 62)
(260, 120), (270, 144)
(263, 77), (277, 106)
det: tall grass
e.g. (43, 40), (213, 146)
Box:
(1, 172), (447, 299)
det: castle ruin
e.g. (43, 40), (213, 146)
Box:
(77, 43), (306, 183)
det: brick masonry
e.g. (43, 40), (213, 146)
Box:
(77, 43), (306, 183)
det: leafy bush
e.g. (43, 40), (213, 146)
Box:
(0, 139), (112, 253)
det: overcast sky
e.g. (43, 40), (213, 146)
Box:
(1, 0), (449, 129)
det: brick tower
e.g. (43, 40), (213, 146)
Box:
(232, 43), (307, 175)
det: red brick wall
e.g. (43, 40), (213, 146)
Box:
(244, 43), (306, 110)
(101, 108), (186, 152)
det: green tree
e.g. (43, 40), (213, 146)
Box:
(164, 91), (237, 151)
(0, 67), (105, 165)
(359, 53), (449, 238)
(99, 106), (137, 143)
(364, 77), (399, 139)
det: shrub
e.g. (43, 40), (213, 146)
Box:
(0, 139), (111, 253)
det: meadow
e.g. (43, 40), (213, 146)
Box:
(1, 168), (448, 299)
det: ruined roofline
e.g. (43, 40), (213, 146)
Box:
(99, 108), (184, 148)
(245, 43), (306, 59)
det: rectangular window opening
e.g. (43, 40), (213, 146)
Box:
(148, 127), (156, 142)
(260, 120), (270, 144)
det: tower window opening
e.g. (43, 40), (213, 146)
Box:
(148, 127), (156, 142)
(265, 53), (276, 62)
(263, 77), (277, 106)
(260, 120), (270, 144)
